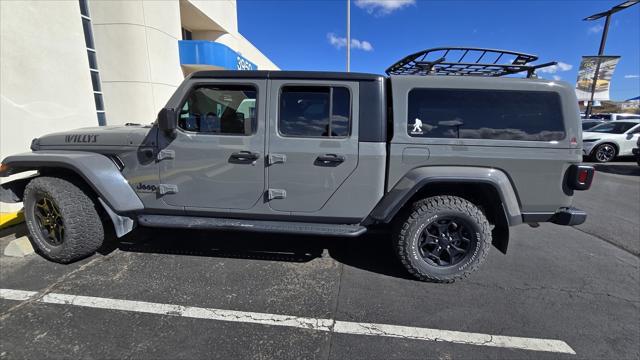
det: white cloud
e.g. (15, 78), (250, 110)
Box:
(553, 75), (562, 81)
(588, 24), (604, 34)
(538, 61), (573, 74)
(351, 38), (373, 51)
(624, 74), (639, 79)
(327, 33), (373, 51)
(354, 0), (415, 15)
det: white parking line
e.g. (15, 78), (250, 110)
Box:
(0, 288), (575, 354)
(0, 289), (36, 301)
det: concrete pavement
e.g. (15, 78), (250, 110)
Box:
(573, 161), (640, 255)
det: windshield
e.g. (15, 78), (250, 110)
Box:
(587, 122), (638, 134)
(582, 121), (601, 131)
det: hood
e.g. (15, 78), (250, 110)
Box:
(36, 124), (154, 148)
(582, 131), (611, 140)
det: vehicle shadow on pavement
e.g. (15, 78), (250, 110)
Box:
(102, 227), (414, 280)
(593, 163), (640, 176)
(0, 223), (28, 240)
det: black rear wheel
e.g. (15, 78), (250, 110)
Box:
(24, 176), (104, 263)
(417, 216), (477, 267)
(394, 195), (491, 283)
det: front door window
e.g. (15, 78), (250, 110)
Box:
(179, 85), (257, 136)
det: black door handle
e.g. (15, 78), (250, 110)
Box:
(229, 151), (260, 163)
(315, 154), (345, 167)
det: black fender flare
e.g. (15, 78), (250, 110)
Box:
(1, 151), (143, 213)
(366, 167), (523, 254)
(368, 167), (522, 224)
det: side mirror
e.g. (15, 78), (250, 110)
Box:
(158, 108), (177, 135)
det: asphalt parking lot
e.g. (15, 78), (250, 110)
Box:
(1, 162), (638, 359)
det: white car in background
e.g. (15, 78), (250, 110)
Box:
(582, 120), (640, 163)
(588, 113), (640, 121)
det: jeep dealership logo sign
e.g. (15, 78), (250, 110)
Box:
(237, 56), (255, 70)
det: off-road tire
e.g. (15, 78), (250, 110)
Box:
(394, 195), (492, 283)
(23, 176), (104, 263)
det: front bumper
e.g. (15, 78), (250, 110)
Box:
(550, 207), (587, 226)
(582, 142), (597, 155)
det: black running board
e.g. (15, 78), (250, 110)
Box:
(137, 214), (367, 237)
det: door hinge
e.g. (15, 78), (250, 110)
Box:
(157, 149), (175, 161)
(158, 184), (178, 195)
(267, 153), (287, 165)
(267, 188), (286, 200)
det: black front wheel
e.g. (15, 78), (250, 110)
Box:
(591, 143), (617, 163)
(24, 176), (104, 263)
(394, 196), (492, 283)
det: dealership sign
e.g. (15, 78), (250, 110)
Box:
(575, 56), (620, 101)
(179, 40), (257, 71)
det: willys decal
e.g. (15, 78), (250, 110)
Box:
(65, 134), (99, 143)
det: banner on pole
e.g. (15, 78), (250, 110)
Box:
(575, 56), (620, 101)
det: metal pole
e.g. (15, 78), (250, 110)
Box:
(585, 14), (611, 118)
(598, 14), (611, 54)
(347, 0), (350, 72)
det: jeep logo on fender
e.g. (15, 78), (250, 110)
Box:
(65, 134), (99, 143)
(135, 183), (157, 193)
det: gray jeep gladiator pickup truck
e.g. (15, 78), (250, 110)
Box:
(0, 48), (594, 282)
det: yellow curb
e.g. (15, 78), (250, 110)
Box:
(0, 211), (24, 229)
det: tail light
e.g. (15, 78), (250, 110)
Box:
(570, 137), (578, 146)
(567, 165), (594, 191)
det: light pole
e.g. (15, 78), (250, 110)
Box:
(347, 0), (351, 72)
(583, 0), (639, 118)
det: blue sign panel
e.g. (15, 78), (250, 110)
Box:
(179, 40), (257, 70)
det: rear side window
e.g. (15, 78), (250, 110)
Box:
(407, 89), (565, 141)
(279, 86), (350, 138)
(179, 85), (257, 135)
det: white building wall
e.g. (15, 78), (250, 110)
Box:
(188, 0), (239, 34)
(89, 0), (184, 125)
(0, 1), (97, 212)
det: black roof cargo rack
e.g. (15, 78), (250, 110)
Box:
(385, 47), (557, 78)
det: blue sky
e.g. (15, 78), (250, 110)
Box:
(237, 0), (640, 101)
